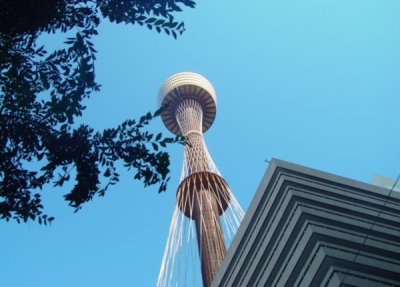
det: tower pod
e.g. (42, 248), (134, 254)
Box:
(158, 72), (217, 136)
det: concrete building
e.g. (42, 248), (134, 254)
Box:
(212, 159), (400, 287)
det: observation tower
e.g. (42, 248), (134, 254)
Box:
(157, 72), (244, 287)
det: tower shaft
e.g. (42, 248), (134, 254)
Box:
(176, 99), (227, 286)
(176, 99), (219, 178)
(194, 189), (226, 287)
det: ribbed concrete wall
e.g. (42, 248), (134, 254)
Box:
(212, 159), (400, 287)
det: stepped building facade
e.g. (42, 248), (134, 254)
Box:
(212, 159), (400, 287)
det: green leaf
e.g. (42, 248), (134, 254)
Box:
(146, 17), (157, 24)
(145, 112), (152, 120)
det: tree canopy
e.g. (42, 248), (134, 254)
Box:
(0, 0), (195, 224)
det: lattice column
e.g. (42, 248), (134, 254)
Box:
(175, 99), (219, 178)
(175, 99), (228, 286)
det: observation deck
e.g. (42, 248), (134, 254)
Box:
(158, 72), (217, 135)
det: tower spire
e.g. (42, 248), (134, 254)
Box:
(157, 72), (243, 287)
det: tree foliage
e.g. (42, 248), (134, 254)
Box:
(0, 0), (195, 224)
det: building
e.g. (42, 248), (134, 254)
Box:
(212, 159), (400, 287)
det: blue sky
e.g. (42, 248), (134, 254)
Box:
(1, 0), (399, 286)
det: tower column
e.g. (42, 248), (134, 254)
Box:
(175, 99), (227, 286)
(193, 189), (226, 287)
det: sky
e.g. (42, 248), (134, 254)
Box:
(1, 0), (399, 286)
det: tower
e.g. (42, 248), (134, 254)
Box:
(157, 72), (243, 287)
